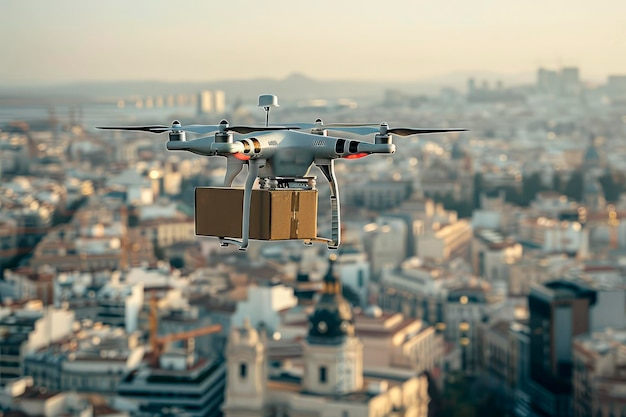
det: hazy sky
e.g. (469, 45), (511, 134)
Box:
(1, 0), (624, 85)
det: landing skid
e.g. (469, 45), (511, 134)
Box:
(303, 238), (339, 250)
(218, 237), (338, 251)
(218, 238), (249, 251)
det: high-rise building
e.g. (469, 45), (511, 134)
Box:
(214, 90), (226, 114)
(197, 90), (226, 116)
(197, 91), (213, 116)
(528, 280), (626, 417)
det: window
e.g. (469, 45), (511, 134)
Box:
(319, 366), (327, 383)
(240, 363), (247, 378)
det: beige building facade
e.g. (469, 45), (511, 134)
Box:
(223, 257), (431, 417)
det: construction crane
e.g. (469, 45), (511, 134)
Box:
(148, 292), (222, 367)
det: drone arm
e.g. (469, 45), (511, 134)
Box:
(317, 160), (341, 249)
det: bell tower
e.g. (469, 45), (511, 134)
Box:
(222, 318), (267, 417)
(302, 254), (363, 395)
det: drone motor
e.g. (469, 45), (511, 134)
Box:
(215, 119), (234, 144)
(374, 122), (392, 145)
(168, 120), (186, 142)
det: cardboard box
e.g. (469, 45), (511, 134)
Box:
(195, 187), (318, 240)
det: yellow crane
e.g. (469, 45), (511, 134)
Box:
(148, 292), (222, 367)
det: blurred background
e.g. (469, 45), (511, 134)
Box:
(1, 1), (626, 417)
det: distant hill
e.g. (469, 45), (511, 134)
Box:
(0, 71), (534, 103)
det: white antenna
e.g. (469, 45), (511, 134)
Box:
(257, 94), (279, 127)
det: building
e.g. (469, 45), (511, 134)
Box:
(25, 324), (145, 396)
(0, 302), (75, 383)
(116, 352), (226, 417)
(333, 244), (371, 307)
(573, 328), (626, 417)
(362, 218), (408, 278)
(276, 304), (444, 379)
(342, 179), (412, 211)
(0, 377), (129, 417)
(197, 90), (226, 116)
(472, 229), (523, 282)
(0, 214), (19, 269)
(0, 267), (55, 305)
(222, 255), (431, 417)
(445, 285), (501, 374)
(507, 254), (577, 297)
(231, 281), (299, 334)
(528, 280), (626, 417)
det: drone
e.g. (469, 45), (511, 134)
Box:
(97, 94), (466, 251)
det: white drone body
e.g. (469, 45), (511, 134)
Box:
(97, 95), (466, 251)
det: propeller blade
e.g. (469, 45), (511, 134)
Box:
(286, 122), (466, 137)
(388, 128), (468, 136)
(95, 125), (171, 134)
(327, 126), (385, 135)
(289, 122), (378, 130)
(96, 124), (301, 135)
(322, 126), (468, 136)
(229, 126), (302, 134)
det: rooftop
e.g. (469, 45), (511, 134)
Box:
(120, 357), (223, 386)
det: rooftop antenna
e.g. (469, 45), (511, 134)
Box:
(257, 94), (279, 127)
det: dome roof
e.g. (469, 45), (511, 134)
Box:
(307, 255), (355, 345)
(364, 304), (383, 318)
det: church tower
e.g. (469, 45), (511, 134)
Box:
(302, 254), (364, 395)
(582, 173), (606, 213)
(222, 318), (267, 417)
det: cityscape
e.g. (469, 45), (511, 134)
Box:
(1, 64), (626, 417)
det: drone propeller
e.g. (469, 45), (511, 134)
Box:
(290, 119), (379, 133)
(96, 119), (302, 136)
(375, 123), (467, 136)
(290, 119), (467, 137)
(323, 122), (467, 137)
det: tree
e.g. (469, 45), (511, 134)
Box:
(598, 170), (625, 202)
(521, 172), (544, 206)
(552, 172), (563, 194)
(473, 173), (484, 208)
(564, 170), (584, 202)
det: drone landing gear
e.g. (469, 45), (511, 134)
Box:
(303, 238), (339, 250)
(218, 158), (262, 252)
(311, 161), (341, 250)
